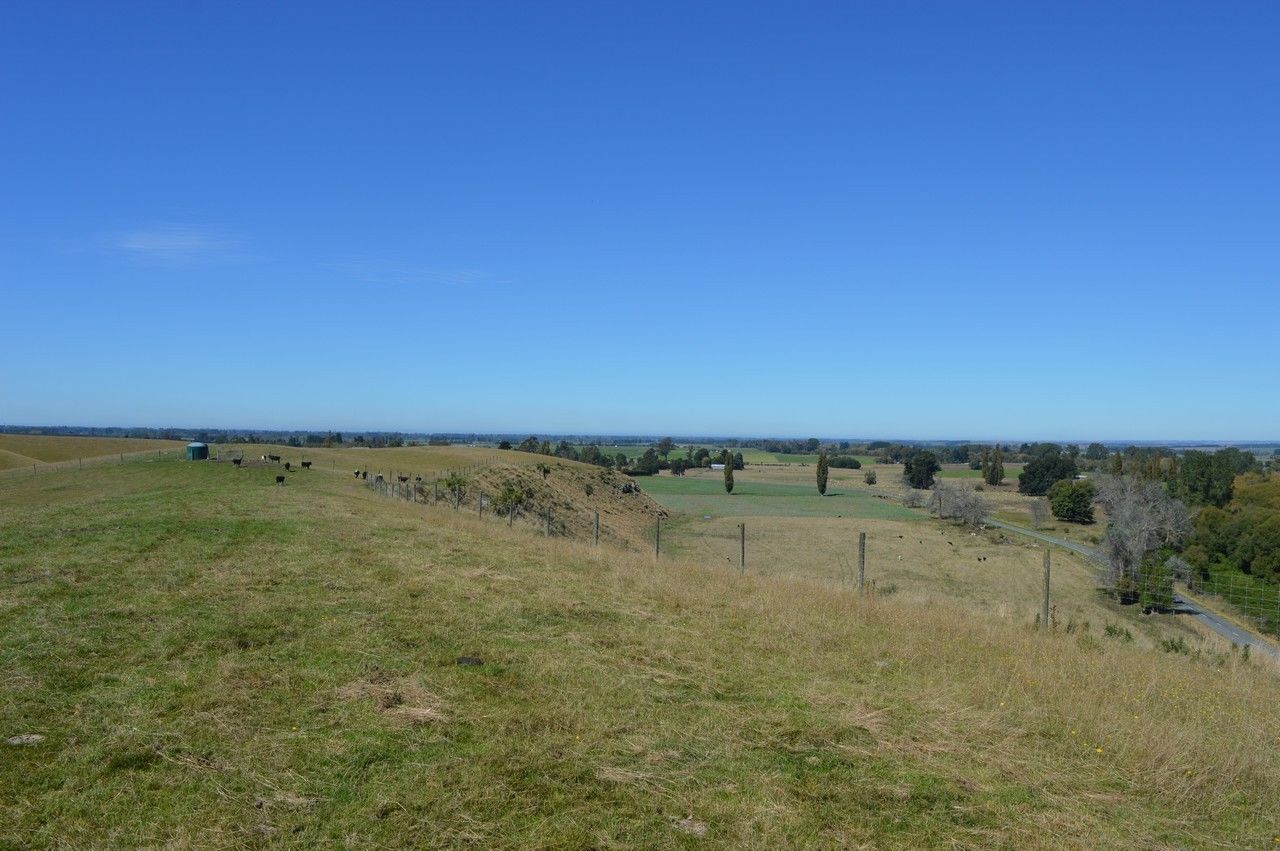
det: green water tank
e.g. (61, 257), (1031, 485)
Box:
(186, 442), (209, 461)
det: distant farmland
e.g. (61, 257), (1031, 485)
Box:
(0, 433), (185, 470)
(639, 470), (916, 520)
(574, 444), (874, 466)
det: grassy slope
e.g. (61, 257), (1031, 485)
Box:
(471, 461), (666, 548)
(0, 448), (35, 472)
(0, 434), (186, 469)
(219, 443), (520, 476)
(3, 459), (1279, 847)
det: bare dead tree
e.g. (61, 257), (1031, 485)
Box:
(1092, 474), (1190, 588)
(930, 483), (991, 528)
(957, 489), (993, 528)
(1028, 499), (1050, 529)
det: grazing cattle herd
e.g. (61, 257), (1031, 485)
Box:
(213, 454), (418, 490)
(213, 452), (326, 486)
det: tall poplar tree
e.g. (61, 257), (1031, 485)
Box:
(816, 450), (829, 495)
(983, 447), (1004, 486)
(723, 450), (734, 494)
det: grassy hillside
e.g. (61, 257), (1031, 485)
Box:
(0, 433), (185, 470)
(215, 442), (520, 476)
(471, 461), (665, 548)
(3, 457), (1279, 847)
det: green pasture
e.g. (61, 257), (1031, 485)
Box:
(638, 473), (920, 521)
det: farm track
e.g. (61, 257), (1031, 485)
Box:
(986, 518), (1280, 660)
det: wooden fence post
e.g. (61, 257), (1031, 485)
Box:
(739, 523), (746, 572)
(1042, 548), (1051, 629)
(594, 511), (600, 545)
(857, 531), (866, 593)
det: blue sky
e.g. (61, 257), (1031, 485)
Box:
(2, 2), (1277, 440)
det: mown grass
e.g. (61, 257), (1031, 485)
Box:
(2, 457), (1279, 847)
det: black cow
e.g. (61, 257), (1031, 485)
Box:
(354, 470), (361, 477)
(398, 475), (409, 483)
(301, 461), (312, 469)
(284, 462), (292, 471)
(361, 471), (368, 480)
(268, 454), (281, 463)
(232, 458), (242, 467)
(275, 475), (285, 485)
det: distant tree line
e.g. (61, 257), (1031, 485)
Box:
(505, 435), (746, 477)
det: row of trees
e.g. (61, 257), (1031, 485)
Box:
(505, 436), (749, 478)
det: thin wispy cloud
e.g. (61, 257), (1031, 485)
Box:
(112, 224), (237, 264)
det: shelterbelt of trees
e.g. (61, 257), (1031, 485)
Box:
(500, 436), (864, 477)
(502, 436), (743, 477)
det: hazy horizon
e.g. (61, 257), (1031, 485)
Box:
(3, 422), (1275, 448)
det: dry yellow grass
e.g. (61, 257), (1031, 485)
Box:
(470, 461), (665, 548)
(0, 433), (186, 469)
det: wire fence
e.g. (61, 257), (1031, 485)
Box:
(1187, 573), (1280, 635)
(0, 447), (185, 480)
(362, 462), (627, 545)
(362, 469), (1034, 605)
